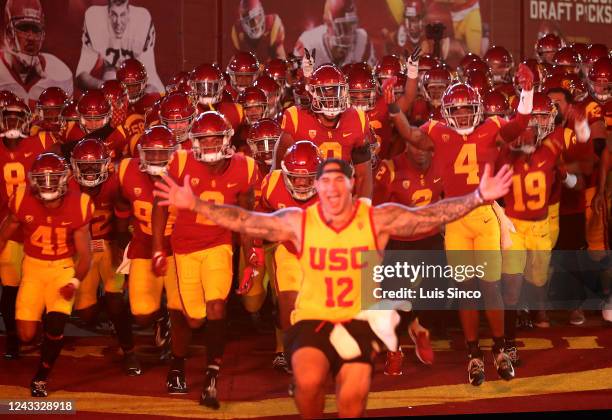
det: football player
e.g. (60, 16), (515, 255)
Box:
(252, 141), (321, 374)
(264, 58), (294, 108)
(0, 0), (73, 104)
(151, 111), (259, 408)
(254, 73), (284, 121)
(189, 63), (244, 130)
(101, 79), (130, 130)
(158, 92), (197, 148)
(31, 87), (68, 137)
(387, 63), (536, 385)
(484, 45), (515, 86)
(293, 0), (376, 68)
(231, 0), (287, 60)
(70, 138), (140, 375)
(153, 156), (512, 419)
(75, 0), (164, 93)
(0, 95), (55, 359)
(235, 86), (269, 154)
(0, 153), (93, 397)
(498, 93), (577, 363)
(226, 51), (261, 99)
(276, 64), (373, 198)
(117, 59), (162, 148)
(117, 125), (181, 357)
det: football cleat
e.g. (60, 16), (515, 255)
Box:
(493, 350), (515, 381)
(166, 369), (188, 394)
(123, 352), (142, 376)
(504, 344), (520, 367)
(569, 309), (586, 326)
(200, 368), (220, 410)
(272, 352), (292, 375)
(533, 310), (550, 328)
(30, 379), (48, 398)
(468, 356), (485, 386)
(384, 350), (404, 376)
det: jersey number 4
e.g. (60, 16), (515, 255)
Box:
(454, 144), (480, 185)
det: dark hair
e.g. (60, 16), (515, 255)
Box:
(108, 0), (129, 7)
(546, 87), (574, 104)
(315, 158), (354, 180)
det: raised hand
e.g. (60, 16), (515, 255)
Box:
(154, 174), (197, 210)
(406, 45), (422, 65)
(302, 48), (316, 79)
(516, 63), (534, 92)
(479, 164), (513, 201)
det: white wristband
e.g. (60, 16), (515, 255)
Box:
(574, 118), (590, 143)
(564, 173), (578, 188)
(407, 62), (418, 80)
(67, 278), (80, 289)
(517, 88), (534, 115)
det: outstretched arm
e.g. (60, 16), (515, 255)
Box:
(153, 174), (302, 244)
(374, 164), (513, 238)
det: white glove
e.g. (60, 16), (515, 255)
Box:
(116, 243), (131, 275)
(301, 48), (316, 79)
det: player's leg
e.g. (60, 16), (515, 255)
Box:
(201, 245), (233, 409)
(0, 240), (24, 359)
(128, 258), (165, 327)
(524, 218), (553, 330)
(501, 218), (528, 366)
(240, 247), (268, 330)
(73, 252), (103, 325)
(170, 252), (206, 394)
(335, 362), (372, 418)
(462, 7), (483, 55)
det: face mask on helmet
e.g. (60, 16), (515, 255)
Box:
(442, 104), (482, 136)
(137, 146), (176, 176)
(247, 136), (278, 165)
(310, 84), (349, 118)
(71, 158), (110, 187)
(161, 117), (193, 143)
(281, 168), (317, 201)
(349, 89), (376, 111)
(36, 105), (63, 131)
(328, 13), (358, 50)
(244, 103), (266, 125)
(8, 19), (45, 65)
(589, 79), (611, 102)
(231, 73), (258, 93)
(29, 171), (69, 201)
(194, 79), (225, 105)
(79, 108), (111, 133)
(124, 80), (146, 104)
(192, 134), (234, 163)
(423, 83), (446, 107)
(0, 109), (30, 139)
(510, 126), (539, 154)
(241, 5), (266, 39)
(529, 110), (556, 144)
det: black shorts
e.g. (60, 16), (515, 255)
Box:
(284, 319), (382, 377)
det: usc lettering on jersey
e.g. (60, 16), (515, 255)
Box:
(69, 172), (121, 241)
(231, 14), (285, 59)
(292, 201), (381, 324)
(0, 132), (55, 243)
(10, 186), (94, 260)
(118, 158), (175, 259)
(374, 154), (443, 240)
(167, 150), (258, 254)
(499, 139), (561, 221)
(281, 106), (369, 161)
(421, 117), (504, 197)
(197, 102), (244, 132)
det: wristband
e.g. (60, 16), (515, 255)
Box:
(67, 278), (80, 289)
(474, 187), (485, 205)
(563, 173), (578, 188)
(387, 103), (401, 116)
(517, 88), (534, 115)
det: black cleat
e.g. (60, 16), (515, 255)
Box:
(468, 356), (485, 386)
(493, 350), (515, 381)
(4, 334), (20, 360)
(166, 369), (188, 394)
(505, 344), (520, 367)
(272, 352), (292, 375)
(123, 352), (142, 376)
(199, 368), (220, 409)
(30, 379), (48, 397)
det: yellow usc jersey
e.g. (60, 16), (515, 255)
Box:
(292, 201), (381, 324)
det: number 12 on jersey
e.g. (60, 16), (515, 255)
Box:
(325, 276), (354, 307)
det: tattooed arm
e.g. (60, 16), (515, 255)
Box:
(373, 164), (513, 244)
(154, 174), (303, 244)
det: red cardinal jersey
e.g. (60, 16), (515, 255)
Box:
(409, 97), (432, 125)
(498, 139), (562, 221)
(118, 158), (175, 258)
(494, 83), (518, 109)
(70, 172), (122, 241)
(9, 186), (94, 260)
(0, 132), (55, 242)
(258, 169), (318, 212)
(231, 14), (285, 59)
(374, 153), (443, 240)
(421, 117), (505, 197)
(167, 150), (259, 253)
(63, 124), (129, 162)
(197, 101), (244, 131)
(281, 106), (369, 161)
